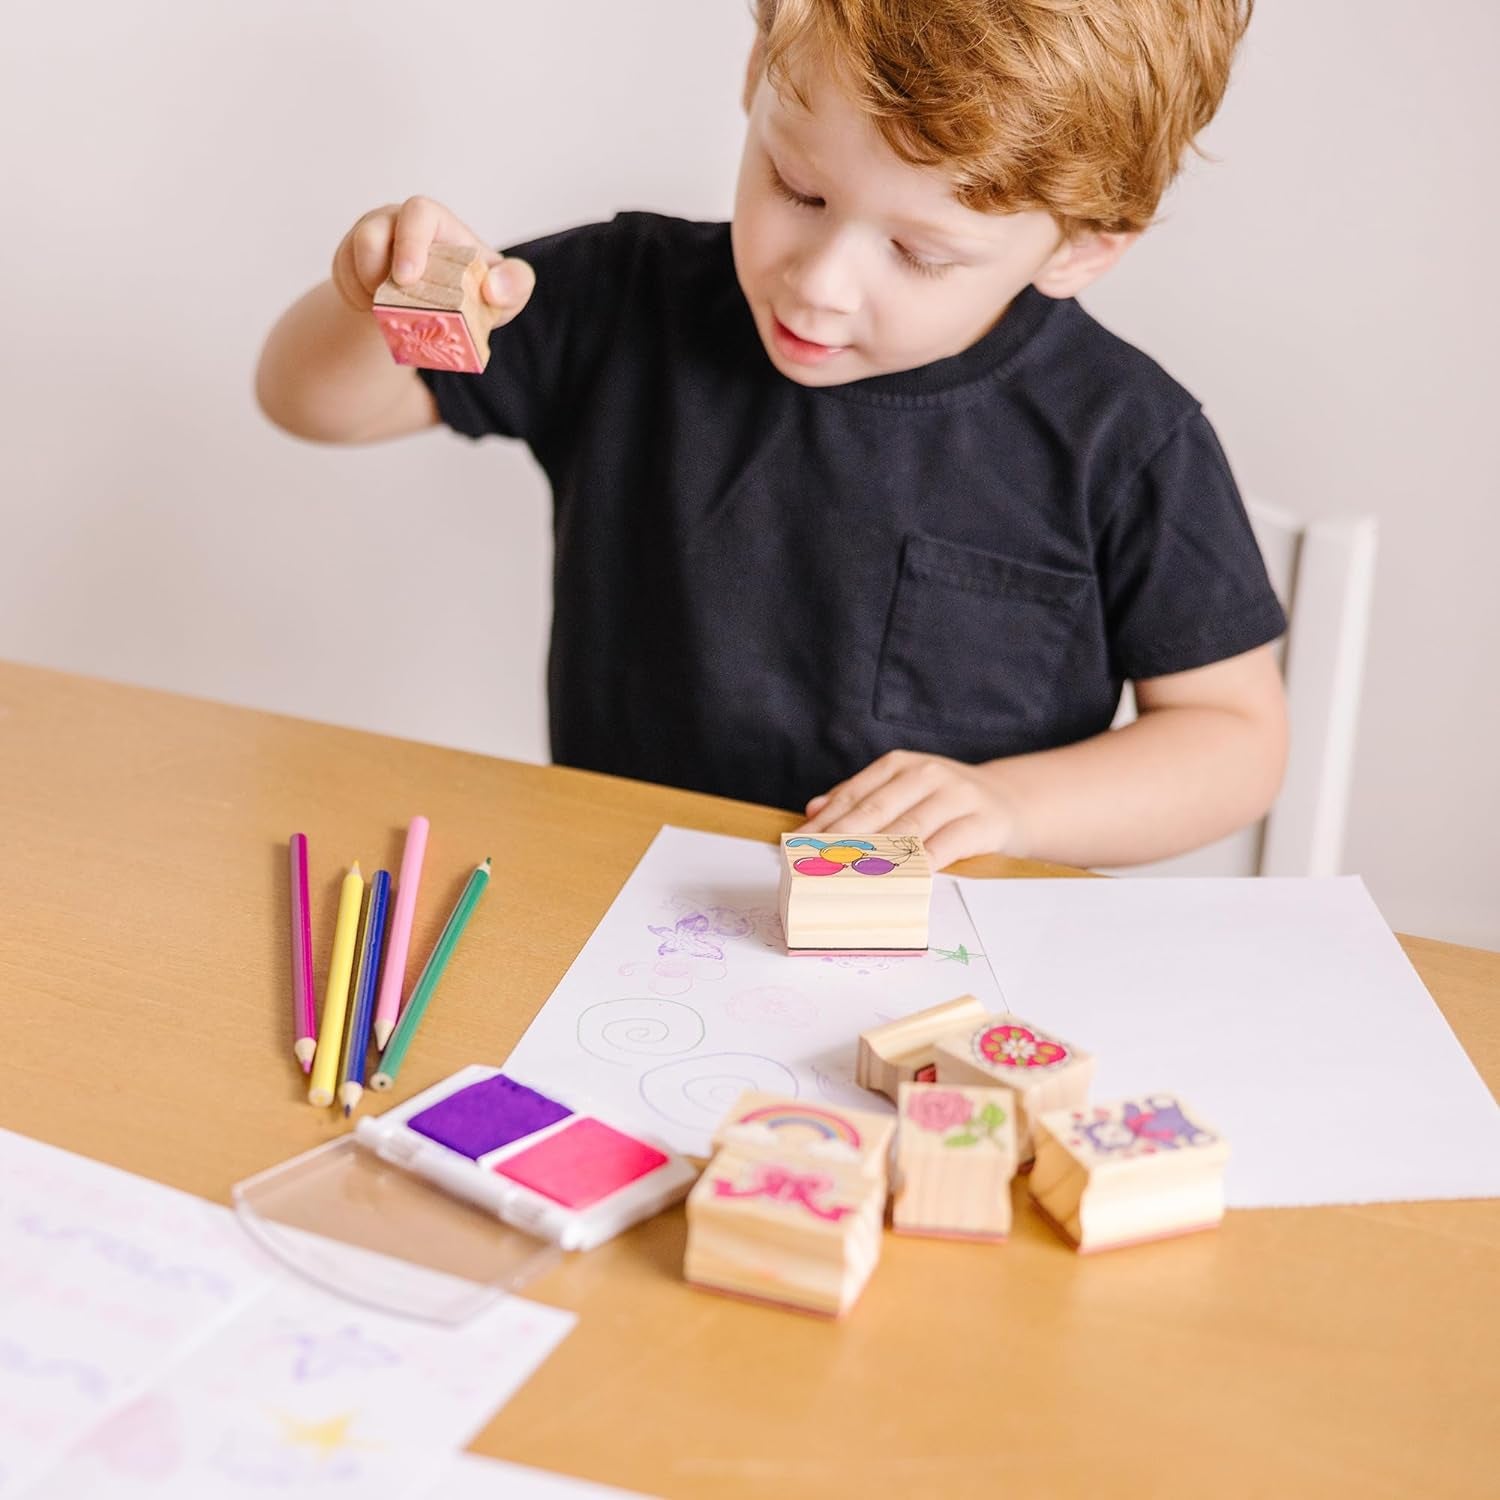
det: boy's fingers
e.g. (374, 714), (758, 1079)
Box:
(799, 752), (914, 832)
(349, 209), (400, 297)
(799, 781), (876, 833)
(809, 770), (928, 837)
(482, 257), (536, 325)
(390, 196), (445, 284)
(896, 785), (977, 844)
(922, 811), (992, 871)
(795, 789), (852, 835)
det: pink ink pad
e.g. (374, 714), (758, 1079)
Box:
(494, 1118), (668, 1209)
(408, 1074), (571, 1160)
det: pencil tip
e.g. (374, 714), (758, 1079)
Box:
(351, 861), (362, 875)
(343, 1104), (352, 1118)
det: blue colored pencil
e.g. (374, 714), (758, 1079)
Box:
(339, 869), (390, 1117)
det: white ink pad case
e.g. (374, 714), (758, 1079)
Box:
(235, 1066), (696, 1323)
(355, 1065), (698, 1252)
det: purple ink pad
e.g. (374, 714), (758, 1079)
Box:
(407, 1074), (572, 1160)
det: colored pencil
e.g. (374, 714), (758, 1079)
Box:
(373, 815), (429, 1051)
(339, 869), (390, 1117)
(308, 862), (364, 1108)
(288, 833), (317, 1073)
(371, 857), (491, 1091)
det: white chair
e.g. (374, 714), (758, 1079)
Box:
(1107, 502), (1378, 878)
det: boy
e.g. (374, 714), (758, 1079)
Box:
(257, 0), (1286, 871)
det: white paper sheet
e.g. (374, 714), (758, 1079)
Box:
(0, 1130), (576, 1500)
(0, 1132), (271, 1497)
(505, 830), (1500, 1208)
(25, 1280), (575, 1500)
(502, 825), (1005, 1157)
(958, 875), (1500, 1207)
(419, 1452), (657, 1498)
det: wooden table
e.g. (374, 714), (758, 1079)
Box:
(2, 660), (1497, 1500)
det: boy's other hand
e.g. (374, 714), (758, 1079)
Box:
(795, 750), (1021, 871)
(330, 196), (536, 327)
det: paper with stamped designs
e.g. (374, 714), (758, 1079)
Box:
(0, 1129), (272, 1498)
(959, 875), (1500, 1208)
(0, 1128), (575, 1500)
(501, 825), (1004, 1158)
(22, 1270), (575, 1499)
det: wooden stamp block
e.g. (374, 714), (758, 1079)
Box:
(1029, 1094), (1230, 1253)
(684, 1148), (885, 1317)
(713, 1091), (895, 1184)
(893, 1082), (1017, 1240)
(933, 1016), (1094, 1161)
(372, 244), (492, 373)
(778, 833), (932, 955)
(856, 993), (989, 1102)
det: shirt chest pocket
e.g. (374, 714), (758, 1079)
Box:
(873, 533), (1099, 739)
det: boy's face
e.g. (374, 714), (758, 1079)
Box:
(732, 51), (1105, 387)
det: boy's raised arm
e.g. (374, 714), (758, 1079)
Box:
(255, 196), (535, 445)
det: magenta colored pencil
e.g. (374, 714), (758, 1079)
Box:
(373, 815), (429, 1051)
(289, 833), (318, 1072)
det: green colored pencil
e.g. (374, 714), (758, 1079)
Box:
(370, 857), (491, 1091)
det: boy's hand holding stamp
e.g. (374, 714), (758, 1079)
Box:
(798, 751), (1023, 871)
(331, 195), (535, 330)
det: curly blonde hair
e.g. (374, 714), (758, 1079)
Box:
(754, 0), (1253, 236)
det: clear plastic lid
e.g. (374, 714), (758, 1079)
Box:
(232, 1135), (561, 1324)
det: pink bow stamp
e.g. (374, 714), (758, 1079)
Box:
(711, 1164), (854, 1222)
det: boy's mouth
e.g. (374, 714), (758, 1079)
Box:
(771, 315), (848, 366)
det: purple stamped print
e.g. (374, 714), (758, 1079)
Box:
(1069, 1096), (1216, 1159)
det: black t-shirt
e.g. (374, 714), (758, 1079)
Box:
(419, 212), (1286, 812)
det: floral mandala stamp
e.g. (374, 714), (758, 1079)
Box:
(973, 1023), (1068, 1071)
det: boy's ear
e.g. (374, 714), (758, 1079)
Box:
(743, 37), (766, 113)
(1032, 230), (1139, 298)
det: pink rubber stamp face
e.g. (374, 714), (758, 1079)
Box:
(372, 308), (483, 373)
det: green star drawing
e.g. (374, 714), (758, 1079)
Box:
(933, 944), (978, 965)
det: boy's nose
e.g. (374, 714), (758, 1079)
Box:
(782, 230), (860, 318)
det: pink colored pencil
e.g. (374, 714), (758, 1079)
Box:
(289, 833), (317, 1072)
(374, 815), (430, 1051)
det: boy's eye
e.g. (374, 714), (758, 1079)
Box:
(768, 163), (823, 210)
(894, 243), (954, 280)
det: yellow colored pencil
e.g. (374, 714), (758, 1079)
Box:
(308, 862), (364, 1108)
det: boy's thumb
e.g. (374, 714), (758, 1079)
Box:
(482, 257), (536, 316)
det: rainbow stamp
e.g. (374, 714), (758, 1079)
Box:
(713, 1091), (895, 1182)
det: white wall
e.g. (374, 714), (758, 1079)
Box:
(2, 2), (1495, 947)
